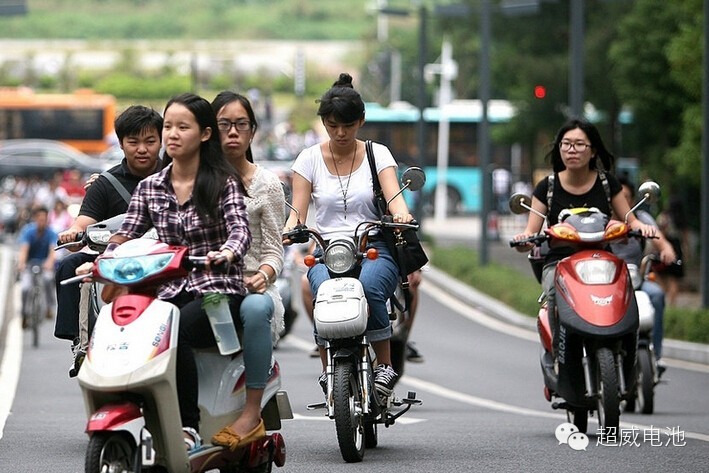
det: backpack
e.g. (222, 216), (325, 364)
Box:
(529, 171), (612, 283)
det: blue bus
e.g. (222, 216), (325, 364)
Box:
(360, 100), (516, 215)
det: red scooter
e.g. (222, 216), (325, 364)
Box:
(509, 181), (660, 433)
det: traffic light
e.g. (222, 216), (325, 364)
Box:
(533, 85), (547, 99)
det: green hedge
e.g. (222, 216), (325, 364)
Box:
(430, 245), (709, 344)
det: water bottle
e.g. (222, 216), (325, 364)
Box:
(202, 293), (240, 355)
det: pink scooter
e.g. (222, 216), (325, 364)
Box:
(62, 238), (292, 473)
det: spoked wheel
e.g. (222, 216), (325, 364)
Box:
(636, 347), (655, 414)
(85, 432), (139, 473)
(566, 408), (588, 434)
(333, 361), (365, 463)
(595, 347), (620, 431)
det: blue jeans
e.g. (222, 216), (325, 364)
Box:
(308, 240), (398, 345)
(641, 280), (665, 359)
(240, 293), (274, 389)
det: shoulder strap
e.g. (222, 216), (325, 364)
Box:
(100, 171), (132, 205)
(365, 140), (382, 195)
(546, 174), (554, 212)
(598, 170), (611, 207)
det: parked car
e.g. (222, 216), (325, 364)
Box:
(0, 139), (110, 179)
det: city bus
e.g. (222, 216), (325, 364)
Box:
(0, 88), (116, 154)
(360, 99), (517, 215)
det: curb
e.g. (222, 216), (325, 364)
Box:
(424, 265), (709, 366)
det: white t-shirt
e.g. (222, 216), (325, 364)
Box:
(291, 141), (397, 241)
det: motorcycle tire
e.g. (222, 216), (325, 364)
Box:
(595, 347), (621, 432)
(636, 347), (655, 414)
(567, 408), (588, 434)
(364, 419), (378, 448)
(85, 432), (139, 473)
(333, 361), (365, 463)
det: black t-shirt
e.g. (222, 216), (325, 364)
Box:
(78, 159), (152, 222)
(532, 172), (622, 264)
(533, 172), (622, 226)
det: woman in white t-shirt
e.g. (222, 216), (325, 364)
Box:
(283, 73), (413, 397)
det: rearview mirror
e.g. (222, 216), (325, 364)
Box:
(401, 167), (426, 192)
(508, 193), (532, 215)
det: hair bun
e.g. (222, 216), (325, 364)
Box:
(333, 72), (354, 89)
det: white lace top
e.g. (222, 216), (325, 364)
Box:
(244, 164), (285, 277)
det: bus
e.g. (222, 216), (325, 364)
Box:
(360, 99), (517, 215)
(0, 88), (116, 155)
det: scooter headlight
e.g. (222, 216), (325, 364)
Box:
(97, 253), (175, 285)
(574, 259), (617, 285)
(323, 239), (357, 274)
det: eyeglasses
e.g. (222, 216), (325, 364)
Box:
(559, 140), (591, 152)
(217, 120), (252, 132)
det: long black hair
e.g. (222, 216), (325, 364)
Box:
(163, 93), (238, 222)
(546, 118), (615, 174)
(316, 73), (365, 123)
(210, 91), (258, 164)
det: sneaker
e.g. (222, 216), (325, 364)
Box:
(656, 359), (667, 379)
(373, 364), (399, 397)
(406, 341), (425, 363)
(318, 372), (327, 395)
(69, 338), (86, 378)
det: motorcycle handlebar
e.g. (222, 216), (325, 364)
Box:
(55, 232), (85, 250)
(509, 234), (547, 248)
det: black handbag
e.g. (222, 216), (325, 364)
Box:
(365, 140), (429, 279)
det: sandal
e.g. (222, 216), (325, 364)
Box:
(183, 426), (202, 452)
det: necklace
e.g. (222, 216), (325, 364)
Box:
(329, 141), (357, 219)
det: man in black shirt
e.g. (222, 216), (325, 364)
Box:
(54, 105), (163, 377)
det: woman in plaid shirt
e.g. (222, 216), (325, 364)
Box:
(107, 93), (251, 450)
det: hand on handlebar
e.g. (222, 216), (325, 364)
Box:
(206, 250), (233, 273)
(509, 232), (540, 252)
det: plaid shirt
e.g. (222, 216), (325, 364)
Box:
(117, 164), (251, 299)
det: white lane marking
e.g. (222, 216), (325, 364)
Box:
(422, 279), (709, 373)
(401, 375), (709, 443)
(420, 283), (538, 342)
(289, 413), (425, 425)
(0, 286), (23, 440)
(281, 326), (709, 443)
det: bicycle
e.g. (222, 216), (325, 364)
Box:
(22, 264), (47, 348)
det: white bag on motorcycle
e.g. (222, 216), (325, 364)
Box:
(314, 278), (368, 339)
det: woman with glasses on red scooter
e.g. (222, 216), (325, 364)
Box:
(209, 91), (286, 451)
(511, 118), (657, 355)
(106, 93), (251, 451)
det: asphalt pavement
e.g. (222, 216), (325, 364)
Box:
(420, 214), (709, 366)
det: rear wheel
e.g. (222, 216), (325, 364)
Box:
(636, 347), (655, 414)
(595, 348), (620, 432)
(27, 286), (43, 348)
(567, 408), (588, 434)
(333, 361), (365, 463)
(85, 432), (138, 473)
(364, 419), (378, 448)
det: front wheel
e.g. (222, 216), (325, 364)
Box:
(85, 432), (139, 473)
(333, 361), (365, 463)
(595, 348), (620, 432)
(636, 347), (655, 414)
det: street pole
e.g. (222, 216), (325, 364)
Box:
(702, 0), (708, 307)
(479, 0), (492, 265)
(416, 4), (427, 225)
(569, 0), (584, 117)
(432, 40), (455, 224)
